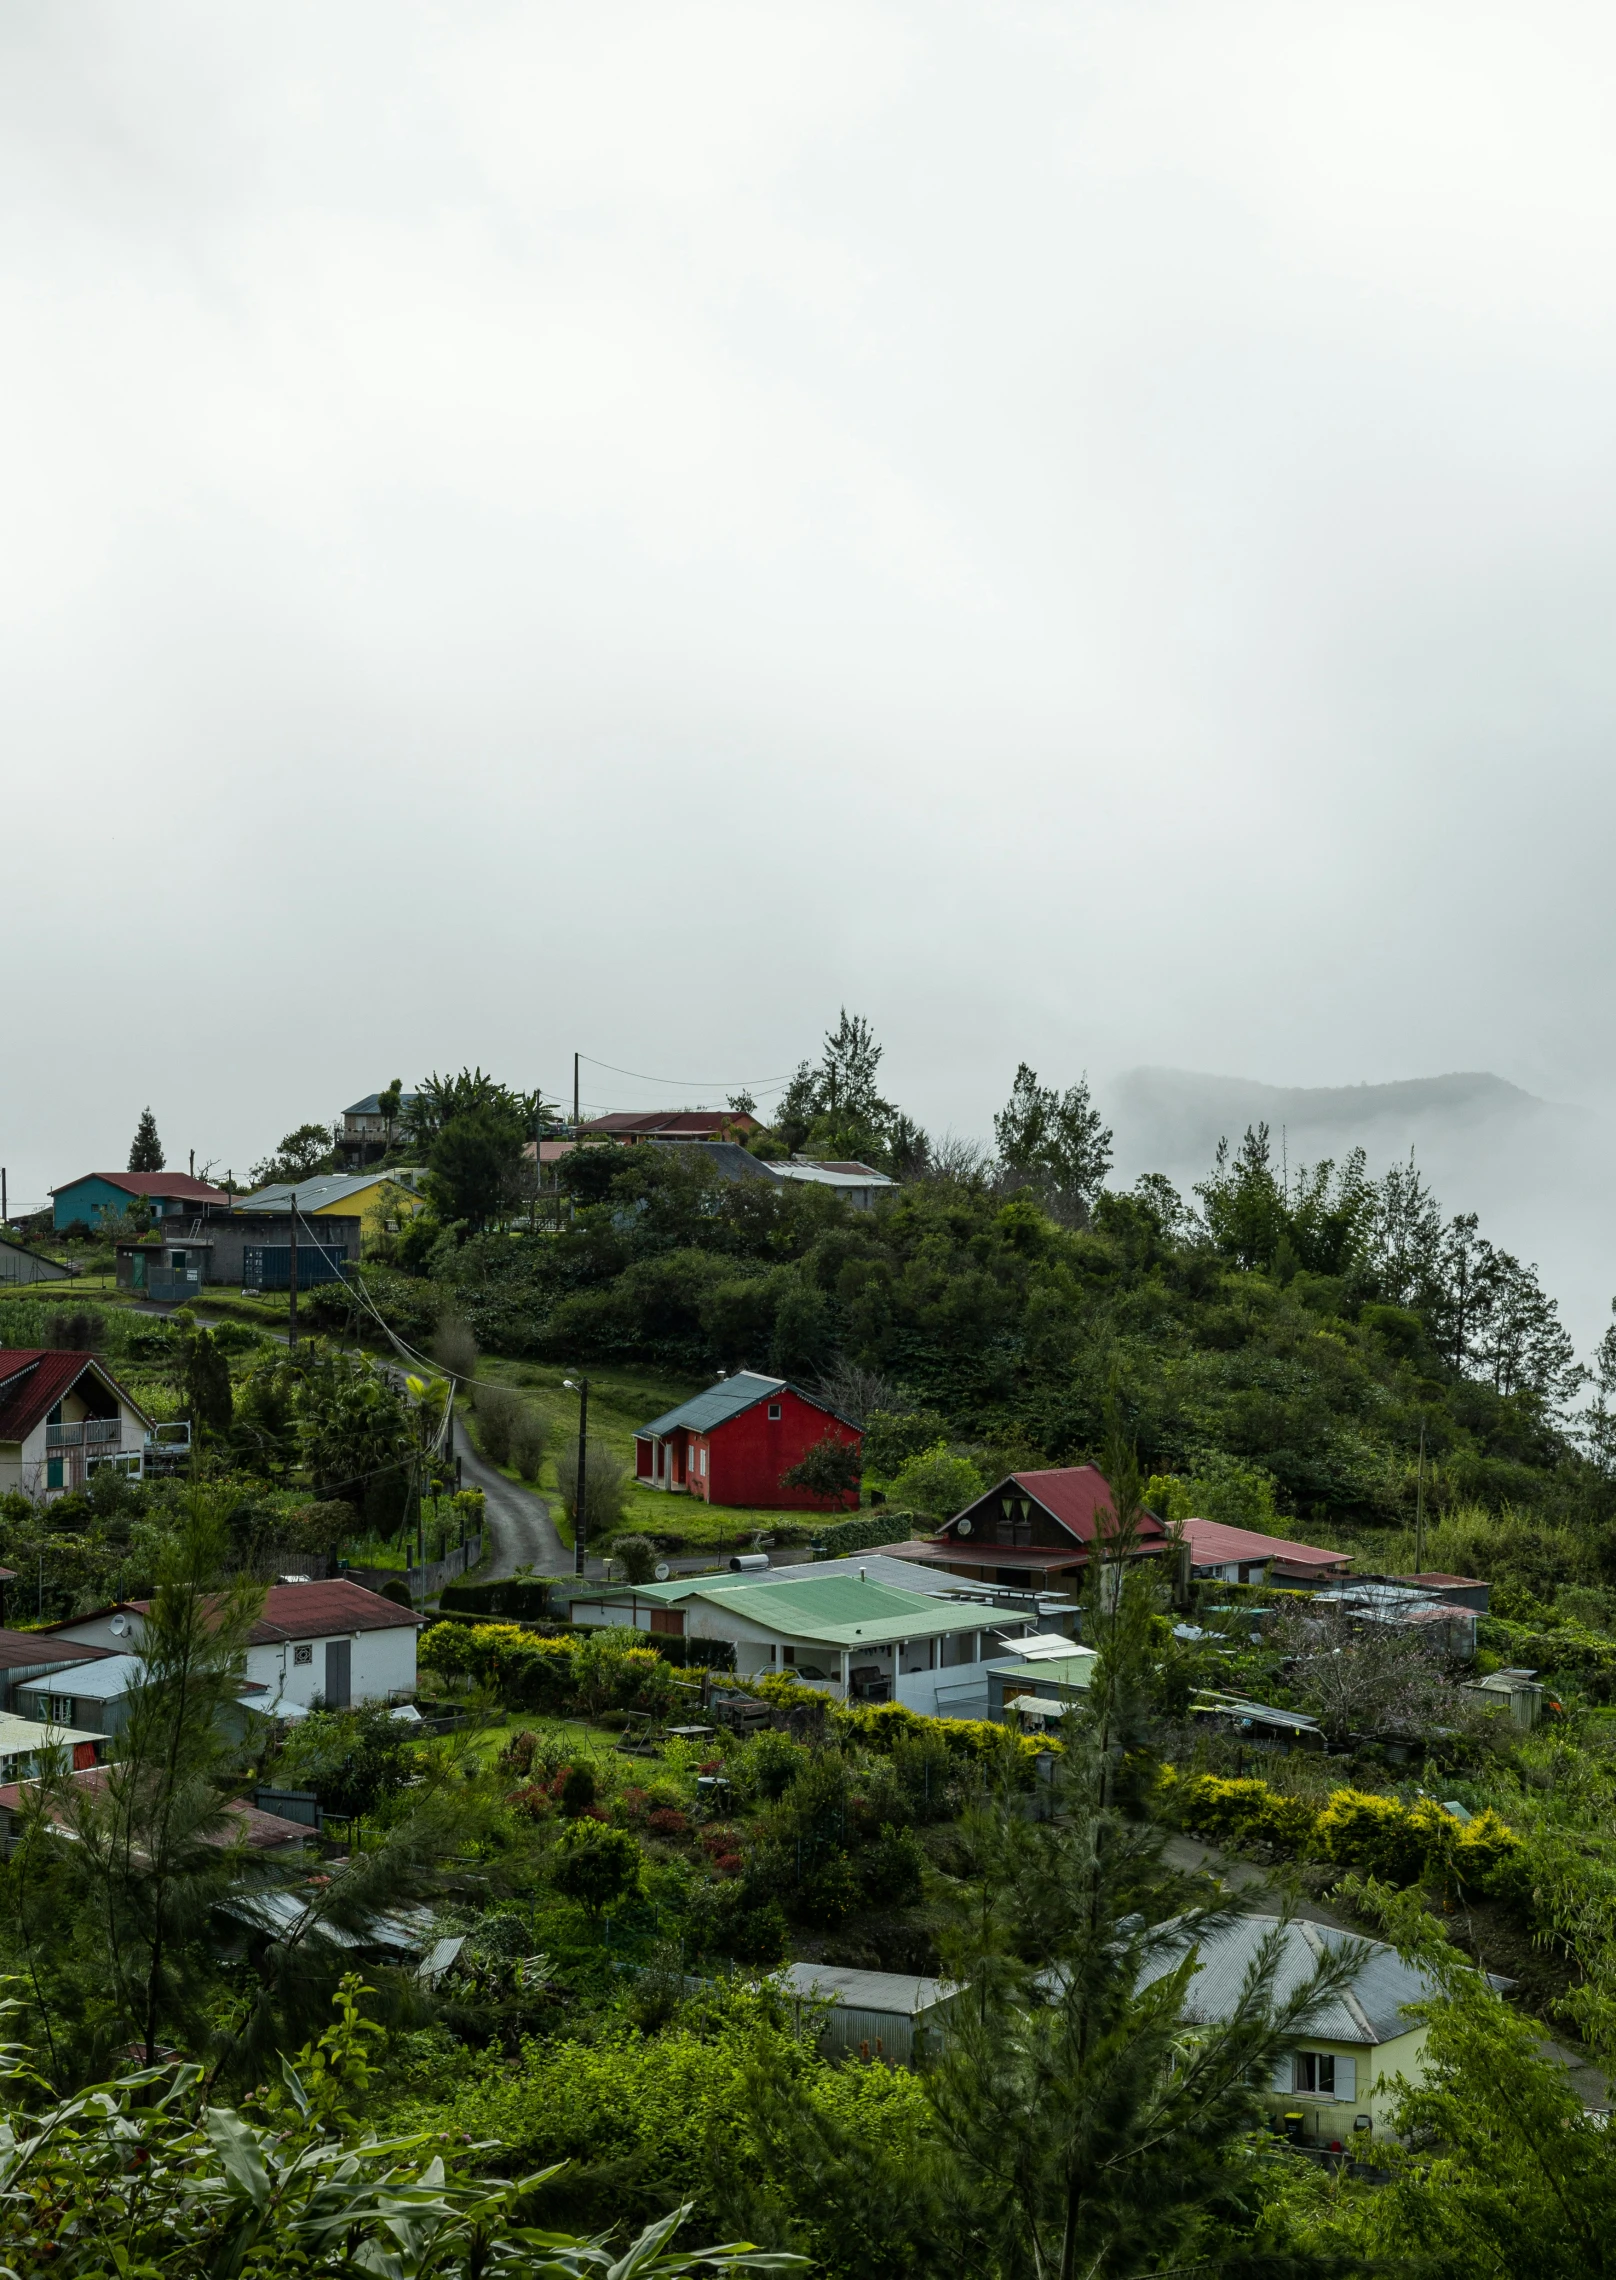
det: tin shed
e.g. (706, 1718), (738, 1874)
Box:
(774, 1963), (963, 2065)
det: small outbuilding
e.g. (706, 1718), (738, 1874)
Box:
(773, 1963), (963, 2065)
(0, 1235), (72, 1287)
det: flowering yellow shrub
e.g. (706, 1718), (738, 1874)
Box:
(1157, 1765), (1521, 1893)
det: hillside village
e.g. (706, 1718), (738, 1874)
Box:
(5, 1022), (1616, 2273)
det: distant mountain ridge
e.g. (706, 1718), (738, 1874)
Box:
(1101, 1066), (1610, 1355)
(1108, 1066), (1550, 1170)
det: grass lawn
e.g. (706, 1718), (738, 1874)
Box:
(0, 1280), (300, 1335)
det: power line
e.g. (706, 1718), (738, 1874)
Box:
(577, 1054), (800, 1091)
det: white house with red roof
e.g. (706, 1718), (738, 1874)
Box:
(887, 1464), (1171, 1593)
(0, 1350), (153, 1499)
(44, 1577), (423, 1713)
(1178, 1518), (1353, 1587)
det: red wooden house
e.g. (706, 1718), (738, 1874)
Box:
(634, 1371), (861, 1510)
(887, 1464), (1170, 1592)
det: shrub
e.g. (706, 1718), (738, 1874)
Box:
(858, 1823), (926, 1907)
(612, 1533), (662, 1584)
(863, 1408), (950, 1476)
(835, 1699), (1047, 1782)
(746, 1728), (809, 1802)
(554, 1441), (632, 1538)
(473, 1382), (521, 1466)
(1156, 1767), (1525, 1899)
(432, 1313), (479, 1383)
(510, 1407), (549, 1482)
(560, 1764), (598, 1815)
(794, 1854), (861, 1925)
(779, 1433), (862, 1506)
(887, 1444), (985, 1521)
(552, 1820), (644, 1916)
(647, 1807), (689, 1838)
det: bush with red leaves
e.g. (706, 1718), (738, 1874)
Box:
(646, 1807), (688, 1837)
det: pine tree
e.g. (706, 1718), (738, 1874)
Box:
(127, 1107), (164, 1172)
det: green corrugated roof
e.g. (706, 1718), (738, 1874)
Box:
(636, 1372), (786, 1437)
(605, 1570), (1003, 1649)
(988, 1653), (1096, 1691)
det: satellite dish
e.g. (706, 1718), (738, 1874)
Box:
(956, 1517), (973, 1537)
(654, 1562), (671, 1581)
(110, 1614), (130, 1637)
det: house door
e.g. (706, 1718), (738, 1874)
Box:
(324, 1638), (351, 1709)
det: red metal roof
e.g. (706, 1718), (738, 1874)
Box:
(1180, 1519), (1351, 1574)
(109, 1577), (424, 1643)
(0, 1352), (150, 1443)
(49, 1172), (231, 1203)
(0, 1771), (307, 1848)
(941, 1465), (1170, 1549)
(577, 1112), (760, 1137)
(0, 1629), (109, 1672)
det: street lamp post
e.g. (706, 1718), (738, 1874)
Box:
(563, 1375), (589, 1575)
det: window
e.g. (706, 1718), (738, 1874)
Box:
(767, 1403), (781, 1420)
(700, 1447), (708, 1476)
(1294, 2052), (1342, 2097)
(293, 1643), (313, 1666)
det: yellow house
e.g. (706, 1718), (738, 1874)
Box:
(237, 1170), (427, 1247)
(1141, 1914), (1439, 2146)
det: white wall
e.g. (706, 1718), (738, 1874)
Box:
(54, 1612), (418, 1708)
(244, 1626), (417, 1710)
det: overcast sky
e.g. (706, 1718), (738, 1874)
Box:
(7, 3), (1616, 1259)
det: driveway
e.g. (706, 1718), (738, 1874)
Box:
(453, 1414), (569, 1579)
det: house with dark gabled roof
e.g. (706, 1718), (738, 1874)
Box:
(883, 1463), (1171, 1593)
(633, 1370), (861, 1509)
(0, 1350), (153, 1499)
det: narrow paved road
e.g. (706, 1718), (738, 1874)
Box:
(453, 1415), (571, 1578)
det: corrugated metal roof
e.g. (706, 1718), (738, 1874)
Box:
(18, 1652), (143, 1702)
(1181, 1519), (1350, 1572)
(345, 1093), (419, 1117)
(0, 1631), (109, 1674)
(238, 1171), (421, 1213)
(621, 1570), (1004, 1648)
(985, 1653), (1097, 1690)
(945, 1466), (1170, 1549)
(48, 1578), (422, 1648)
(775, 1963), (960, 2016)
(636, 1371), (788, 1437)
(1136, 1914), (1436, 2045)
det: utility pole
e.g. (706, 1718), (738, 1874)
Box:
(189, 1149), (195, 1178)
(1414, 1420), (1427, 1577)
(2, 1168), (7, 1227)
(287, 1188), (299, 1349)
(565, 1376), (590, 1575)
(573, 1052), (580, 1132)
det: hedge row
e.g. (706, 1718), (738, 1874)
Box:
(1158, 1767), (1523, 1892)
(834, 1697), (1049, 1779)
(420, 1621), (687, 1717)
(808, 1511), (928, 1557)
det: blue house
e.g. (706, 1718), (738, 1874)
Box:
(51, 1172), (231, 1233)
